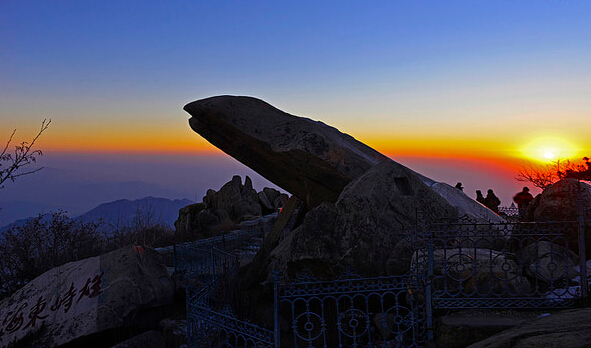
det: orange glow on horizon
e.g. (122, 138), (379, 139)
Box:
(33, 122), (587, 170)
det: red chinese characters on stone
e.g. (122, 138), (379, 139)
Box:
(0, 272), (105, 336)
(1, 303), (27, 336)
(23, 296), (49, 330)
(77, 272), (104, 303)
(50, 282), (77, 314)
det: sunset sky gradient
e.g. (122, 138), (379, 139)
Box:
(1, 0), (590, 222)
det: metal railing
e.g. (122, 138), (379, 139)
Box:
(177, 213), (590, 347)
(274, 270), (426, 348)
(417, 221), (587, 309)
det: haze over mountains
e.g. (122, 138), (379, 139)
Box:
(0, 196), (193, 234)
(0, 152), (281, 226)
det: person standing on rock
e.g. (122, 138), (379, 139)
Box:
(513, 186), (533, 219)
(476, 190), (485, 204)
(483, 189), (500, 214)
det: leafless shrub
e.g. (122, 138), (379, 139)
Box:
(0, 211), (104, 299)
(0, 119), (51, 191)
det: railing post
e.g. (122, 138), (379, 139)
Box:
(426, 242), (434, 341)
(577, 181), (588, 305)
(173, 243), (178, 274)
(211, 247), (215, 283)
(273, 271), (280, 348)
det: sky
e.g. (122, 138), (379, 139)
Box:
(1, 0), (590, 224)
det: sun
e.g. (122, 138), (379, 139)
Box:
(521, 136), (579, 163)
(543, 150), (557, 161)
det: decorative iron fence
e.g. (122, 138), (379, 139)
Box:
(417, 221), (587, 309)
(178, 215), (590, 347)
(274, 270), (427, 348)
(498, 204), (519, 217)
(184, 244), (276, 348)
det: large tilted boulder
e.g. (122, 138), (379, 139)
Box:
(0, 246), (173, 348)
(185, 95), (389, 208)
(184, 95), (502, 223)
(264, 161), (459, 279)
(525, 178), (591, 254)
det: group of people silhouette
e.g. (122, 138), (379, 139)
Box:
(455, 182), (501, 213)
(476, 189), (501, 214)
(455, 182), (533, 218)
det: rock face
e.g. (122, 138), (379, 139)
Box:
(437, 310), (542, 348)
(467, 307), (591, 348)
(518, 241), (579, 284)
(174, 175), (287, 240)
(0, 246), (173, 348)
(184, 95), (503, 223)
(413, 248), (531, 295)
(185, 95), (389, 208)
(525, 178), (591, 253)
(265, 161), (459, 278)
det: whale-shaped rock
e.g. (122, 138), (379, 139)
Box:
(184, 95), (502, 223)
(185, 95), (389, 208)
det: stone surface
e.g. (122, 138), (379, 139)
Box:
(0, 246), (173, 348)
(174, 203), (206, 241)
(204, 175), (262, 223)
(525, 178), (591, 254)
(467, 307), (591, 348)
(518, 241), (579, 284)
(159, 319), (187, 348)
(437, 309), (541, 348)
(185, 95), (389, 208)
(412, 247), (531, 295)
(111, 330), (165, 348)
(175, 175), (287, 240)
(184, 95), (504, 223)
(242, 196), (303, 287)
(265, 161), (459, 278)
(426, 181), (504, 222)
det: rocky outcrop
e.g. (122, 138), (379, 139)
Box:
(467, 307), (591, 348)
(525, 178), (591, 253)
(264, 161), (459, 279)
(185, 96), (390, 208)
(184, 95), (503, 223)
(174, 175), (287, 240)
(0, 246), (173, 348)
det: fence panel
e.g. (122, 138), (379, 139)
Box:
(275, 270), (426, 348)
(418, 221), (585, 309)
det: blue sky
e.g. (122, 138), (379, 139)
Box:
(1, 0), (590, 223)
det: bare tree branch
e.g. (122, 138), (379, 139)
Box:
(0, 119), (51, 190)
(516, 158), (581, 189)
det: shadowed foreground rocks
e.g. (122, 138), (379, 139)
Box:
(466, 307), (591, 348)
(526, 178), (591, 253)
(0, 246), (173, 348)
(265, 160), (458, 279)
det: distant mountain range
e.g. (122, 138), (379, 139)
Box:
(0, 197), (193, 234)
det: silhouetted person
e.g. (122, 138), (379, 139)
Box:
(476, 190), (485, 204)
(513, 186), (533, 219)
(484, 189), (500, 214)
(455, 182), (464, 191)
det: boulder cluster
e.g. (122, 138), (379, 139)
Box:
(174, 175), (287, 241)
